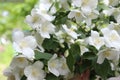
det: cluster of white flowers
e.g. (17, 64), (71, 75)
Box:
(3, 0), (120, 80)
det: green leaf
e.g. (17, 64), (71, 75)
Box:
(87, 45), (98, 54)
(94, 59), (112, 79)
(66, 44), (80, 72)
(66, 51), (75, 72)
(46, 74), (60, 80)
(35, 51), (52, 60)
(42, 37), (60, 51)
(20, 75), (27, 80)
(82, 52), (97, 60)
(75, 59), (92, 73)
(69, 44), (80, 57)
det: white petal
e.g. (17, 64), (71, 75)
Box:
(13, 42), (22, 53)
(10, 56), (28, 68)
(12, 30), (24, 42)
(68, 11), (75, 19)
(33, 61), (44, 69)
(48, 67), (60, 77)
(40, 32), (50, 38)
(97, 53), (105, 64)
(85, 18), (92, 26)
(72, 0), (82, 7)
(91, 30), (99, 37)
(24, 66), (32, 77)
(24, 36), (37, 49)
(22, 48), (35, 60)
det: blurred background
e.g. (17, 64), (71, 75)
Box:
(0, 0), (37, 79)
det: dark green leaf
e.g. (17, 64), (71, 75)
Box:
(75, 60), (92, 73)
(66, 44), (80, 72)
(87, 45), (98, 54)
(94, 59), (112, 79)
(35, 51), (52, 60)
(20, 75), (27, 80)
(42, 37), (60, 51)
(82, 52), (97, 60)
(46, 74), (59, 80)
(69, 44), (80, 57)
(66, 51), (75, 72)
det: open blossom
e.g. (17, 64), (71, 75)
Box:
(12, 30), (37, 59)
(24, 61), (46, 80)
(101, 27), (120, 49)
(10, 55), (29, 68)
(59, 0), (70, 10)
(108, 22), (120, 35)
(68, 10), (85, 23)
(87, 30), (105, 50)
(72, 0), (98, 13)
(97, 48), (120, 64)
(48, 54), (70, 77)
(3, 67), (24, 80)
(62, 25), (78, 39)
(38, 21), (55, 38)
(38, 0), (56, 14)
(25, 9), (45, 29)
(81, 0), (98, 15)
(72, 0), (82, 7)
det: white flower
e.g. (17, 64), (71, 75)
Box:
(84, 10), (99, 26)
(81, 0), (98, 14)
(48, 54), (61, 76)
(58, 57), (70, 76)
(59, 0), (70, 10)
(48, 54), (70, 77)
(3, 67), (24, 80)
(87, 30), (105, 50)
(97, 48), (120, 64)
(62, 25), (78, 39)
(10, 55), (29, 68)
(24, 61), (46, 80)
(72, 0), (82, 7)
(37, 5), (55, 21)
(55, 31), (65, 43)
(108, 22), (120, 35)
(101, 27), (120, 49)
(38, 21), (55, 38)
(12, 30), (37, 59)
(68, 10), (85, 23)
(75, 39), (89, 55)
(34, 32), (44, 52)
(25, 9), (45, 29)
(38, 0), (56, 14)
(103, 8), (116, 16)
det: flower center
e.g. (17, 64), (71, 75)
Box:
(32, 69), (38, 77)
(17, 57), (25, 62)
(109, 34), (118, 41)
(103, 51), (110, 57)
(19, 40), (27, 48)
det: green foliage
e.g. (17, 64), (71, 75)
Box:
(94, 59), (112, 79)
(66, 44), (80, 72)
(42, 36), (60, 52)
(46, 74), (60, 80)
(35, 51), (53, 60)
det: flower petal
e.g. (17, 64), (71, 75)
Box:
(22, 48), (35, 60)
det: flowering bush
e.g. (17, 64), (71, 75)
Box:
(3, 0), (120, 80)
